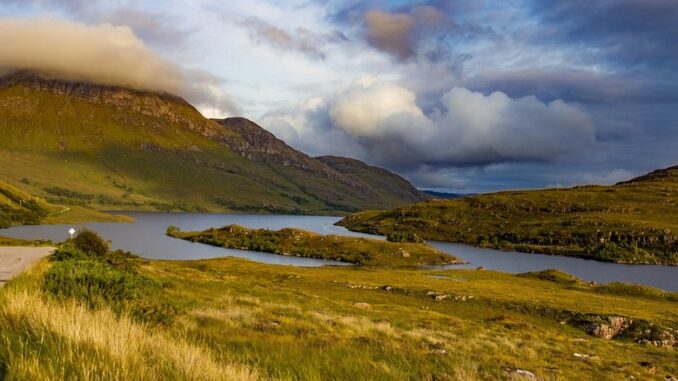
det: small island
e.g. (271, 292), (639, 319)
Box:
(167, 225), (463, 267)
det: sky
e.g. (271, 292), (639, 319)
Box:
(0, 0), (676, 193)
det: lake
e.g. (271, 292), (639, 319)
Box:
(1, 212), (677, 290)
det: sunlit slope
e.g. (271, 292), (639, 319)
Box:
(340, 166), (678, 265)
(0, 72), (424, 216)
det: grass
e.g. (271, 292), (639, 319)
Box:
(167, 224), (463, 267)
(0, 236), (51, 246)
(1, 230), (677, 380)
(0, 264), (257, 381)
(339, 165), (678, 265)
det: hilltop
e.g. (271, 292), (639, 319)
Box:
(339, 165), (678, 265)
(0, 71), (425, 222)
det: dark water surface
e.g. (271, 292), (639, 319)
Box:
(1, 212), (676, 290)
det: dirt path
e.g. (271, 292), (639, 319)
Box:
(0, 247), (54, 286)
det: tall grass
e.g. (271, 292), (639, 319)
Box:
(0, 277), (259, 380)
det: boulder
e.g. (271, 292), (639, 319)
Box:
(586, 316), (631, 339)
(504, 368), (536, 379)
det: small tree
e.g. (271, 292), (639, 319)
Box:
(72, 229), (109, 256)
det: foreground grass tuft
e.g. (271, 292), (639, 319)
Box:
(0, 286), (258, 380)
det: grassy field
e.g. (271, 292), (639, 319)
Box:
(339, 166), (678, 265)
(1, 232), (677, 380)
(167, 224), (462, 267)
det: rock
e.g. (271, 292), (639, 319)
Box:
(345, 283), (378, 290)
(665, 375), (678, 381)
(353, 302), (371, 310)
(476, 266), (485, 270)
(432, 349), (447, 356)
(586, 316), (631, 339)
(652, 331), (677, 347)
(504, 368), (536, 379)
(426, 291), (449, 301)
(639, 362), (655, 374)
(573, 353), (598, 361)
(453, 295), (474, 301)
(383, 286), (393, 292)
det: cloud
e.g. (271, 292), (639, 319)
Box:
(4, 0), (192, 48)
(260, 97), (364, 158)
(363, 10), (415, 60)
(331, 79), (596, 167)
(528, 0), (678, 71)
(0, 18), (239, 117)
(263, 78), (596, 168)
(239, 17), (346, 59)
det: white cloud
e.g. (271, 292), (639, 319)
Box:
(263, 78), (596, 167)
(0, 17), (239, 117)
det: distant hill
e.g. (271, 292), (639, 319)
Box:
(421, 190), (469, 199)
(316, 156), (427, 206)
(0, 71), (424, 220)
(339, 166), (678, 265)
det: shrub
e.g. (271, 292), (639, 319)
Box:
(71, 229), (109, 256)
(50, 244), (89, 262)
(386, 231), (424, 243)
(42, 260), (154, 307)
(166, 225), (180, 236)
(45, 230), (175, 324)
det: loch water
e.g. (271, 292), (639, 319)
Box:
(2, 212), (676, 290)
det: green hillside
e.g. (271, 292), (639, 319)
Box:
(339, 166), (678, 265)
(0, 71), (424, 223)
(0, 179), (48, 228)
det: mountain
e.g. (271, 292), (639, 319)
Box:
(339, 165), (678, 265)
(315, 156), (428, 206)
(0, 71), (422, 219)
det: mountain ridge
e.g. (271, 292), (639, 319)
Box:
(0, 70), (424, 220)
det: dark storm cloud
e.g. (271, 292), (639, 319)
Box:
(466, 68), (678, 104)
(529, 0), (678, 72)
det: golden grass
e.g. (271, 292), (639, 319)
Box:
(0, 282), (259, 380)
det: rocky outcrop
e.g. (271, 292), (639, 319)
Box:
(577, 314), (676, 347)
(585, 316), (631, 340)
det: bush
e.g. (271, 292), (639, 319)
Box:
(42, 260), (154, 307)
(386, 231), (424, 243)
(46, 229), (175, 324)
(166, 225), (180, 235)
(72, 229), (109, 256)
(50, 244), (89, 262)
